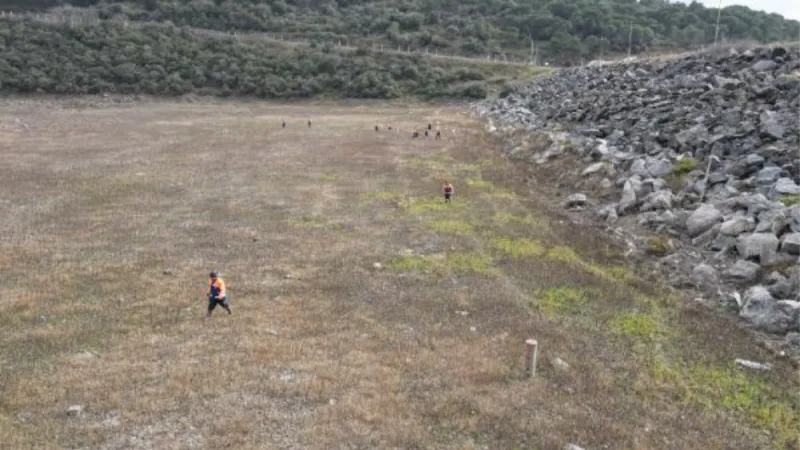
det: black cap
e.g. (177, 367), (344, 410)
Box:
(209, 271), (218, 278)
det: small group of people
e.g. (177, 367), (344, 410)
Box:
(281, 119), (312, 128)
(411, 123), (441, 139)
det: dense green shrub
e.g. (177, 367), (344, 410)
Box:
(8, 0), (796, 65)
(0, 19), (492, 99)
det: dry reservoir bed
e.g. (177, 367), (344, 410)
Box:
(0, 99), (797, 450)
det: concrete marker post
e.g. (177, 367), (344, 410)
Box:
(524, 339), (538, 377)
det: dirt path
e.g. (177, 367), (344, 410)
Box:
(0, 98), (796, 450)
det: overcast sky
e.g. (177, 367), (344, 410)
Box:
(676, 0), (800, 21)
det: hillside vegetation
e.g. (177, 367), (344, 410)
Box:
(0, 18), (544, 99)
(2, 0), (798, 65)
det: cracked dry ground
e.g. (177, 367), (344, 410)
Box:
(0, 99), (797, 450)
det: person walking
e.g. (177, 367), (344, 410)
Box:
(442, 181), (454, 203)
(206, 271), (231, 319)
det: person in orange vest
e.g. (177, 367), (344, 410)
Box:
(206, 271), (231, 319)
(442, 181), (454, 203)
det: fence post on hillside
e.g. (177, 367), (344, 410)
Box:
(524, 339), (538, 378)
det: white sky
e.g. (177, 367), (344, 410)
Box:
(676, 0), (800, 21)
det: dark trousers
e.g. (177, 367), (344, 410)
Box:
(208, 296), (231, 315)
(444, 193), (452, 203)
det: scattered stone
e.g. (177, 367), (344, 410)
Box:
(284, 273), (293, 280)
(372, 262), (383, 270)
(774, 178), (800, 196)
(735, 359), (772, 371)
(564, 445), (586, 450)
(551, 357), (570, 370)
(66, 405), (83, 417)
(582, 162), (610, 177)
(565, 193), (588, 209)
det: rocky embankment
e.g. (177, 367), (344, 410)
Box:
(474, 45), (800, 359)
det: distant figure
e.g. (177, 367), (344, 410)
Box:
(282, 120), (286, 128)
(427, 123), (432, 131)
(375, 124), (379, 132)
(206, 271), (231, 319)
(435, 129), (441, 140)
(307, 119), (312, 128)
(387, 125), (392, 130)
(442, 181), (454, 203)
(412, 130), (419, 139)
(424, 130), (429, 138)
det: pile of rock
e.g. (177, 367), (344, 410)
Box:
(474, 45), (800, 352)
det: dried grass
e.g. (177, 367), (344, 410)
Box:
(0, 97), (796, 450)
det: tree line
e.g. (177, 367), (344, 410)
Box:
(2, 0), (797, 65)
(0, 18), (514, 99)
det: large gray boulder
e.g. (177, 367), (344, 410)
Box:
(691, 263), (719, 287)
(740, 286), (800, 334)
(719, 216), (754, 236)
(780, 233), (800, 256)
(755, 166), (783, 186)
(791, 205), (800, 232)
(686, 204), (723, 237)
(736, 232), (780, 262)
(774, 178), (800, 196)
(755, 208), (790, 235)
(640, 190), (673, 212)
(724, 260), (761, 284)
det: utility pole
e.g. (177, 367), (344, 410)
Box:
(627, 20), (633, 57)
(714, 0), (723, 46)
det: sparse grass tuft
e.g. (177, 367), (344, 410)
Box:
(444, 252), (494, 274)
(426, 219), (475, 235)
(780, 194), (800, 207)
(646, 235), (673, 256)
(387, 255), (434, 271)
(492, 212), (549, 231)
(672, 158), (698, 175)
(405, 196), (465, 213)
(647, 359), (800, 449)
(545, 245), (584, 265)
(319, 173), (342, 182)
(491, 236), (545, 258)
(465, 178), (494, 189)
(361, 191), (404, 204)
(587, 263), (636, 284)
(609, 311), (671, 342)
(532, 287), (588, 319)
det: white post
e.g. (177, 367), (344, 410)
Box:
(524, 339), (538, 377)
(714, 0), (723, 46)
